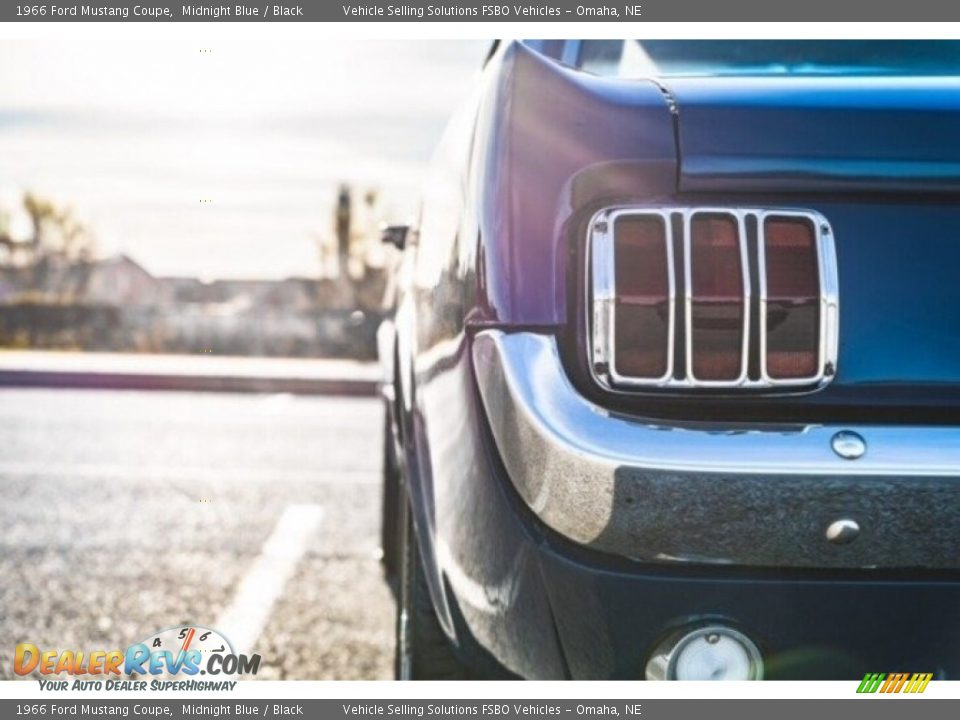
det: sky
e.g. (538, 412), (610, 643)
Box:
(0, 39), (488, 279)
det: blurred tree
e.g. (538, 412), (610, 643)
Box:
(23, 192), (55, 260)
(313, 183), (389, 314)
(0, 209), (13, 263)
(27, 192), (96, 262)
(0, 193), (96, 269)
(335, 184), (351, 279)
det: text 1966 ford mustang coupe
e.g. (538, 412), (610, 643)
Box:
(378, 40), (960, 680)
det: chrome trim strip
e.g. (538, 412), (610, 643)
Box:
(587, 205), (840, 392)
(683, 209), (751, 387)
(474, 330), (960, 566)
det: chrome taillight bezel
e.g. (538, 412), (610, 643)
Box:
(590, 209), (677, 388)
(587, 206), (839, 392)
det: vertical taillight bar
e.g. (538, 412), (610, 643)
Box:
(612, 215), (673, 381)
(759, 215), (822, 383)
(685, 212), (750, 385)
(590, 210), (675, 387)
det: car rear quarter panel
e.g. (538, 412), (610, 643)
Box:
(398, 42), (679, 675)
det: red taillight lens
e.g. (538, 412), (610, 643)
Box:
(689, 214), (745, 382)
(614, 215), (670, 379)
(763, 217), (820, 380)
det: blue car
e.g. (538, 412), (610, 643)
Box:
(379, 40), (960, 680)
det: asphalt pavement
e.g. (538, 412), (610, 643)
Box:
(0, 388), (394, 680)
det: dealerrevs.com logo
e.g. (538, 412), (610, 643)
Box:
(857, 673), (934, 694)
(14, 625), (260, 691)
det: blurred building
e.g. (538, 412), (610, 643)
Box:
(0, 254), (387, 359)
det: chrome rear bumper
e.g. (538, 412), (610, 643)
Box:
(472, 330), (960, 568)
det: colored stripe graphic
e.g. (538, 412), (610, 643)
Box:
(857, 673), (885, 693)
(858, 672), (932, 694)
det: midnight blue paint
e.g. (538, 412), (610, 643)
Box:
(393, 41), (960, 680)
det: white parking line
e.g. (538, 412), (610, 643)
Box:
(215, 503), (324, 655)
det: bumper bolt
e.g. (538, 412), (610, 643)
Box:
(826, 518), (860, 545)
(831, 430), (867, 460)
